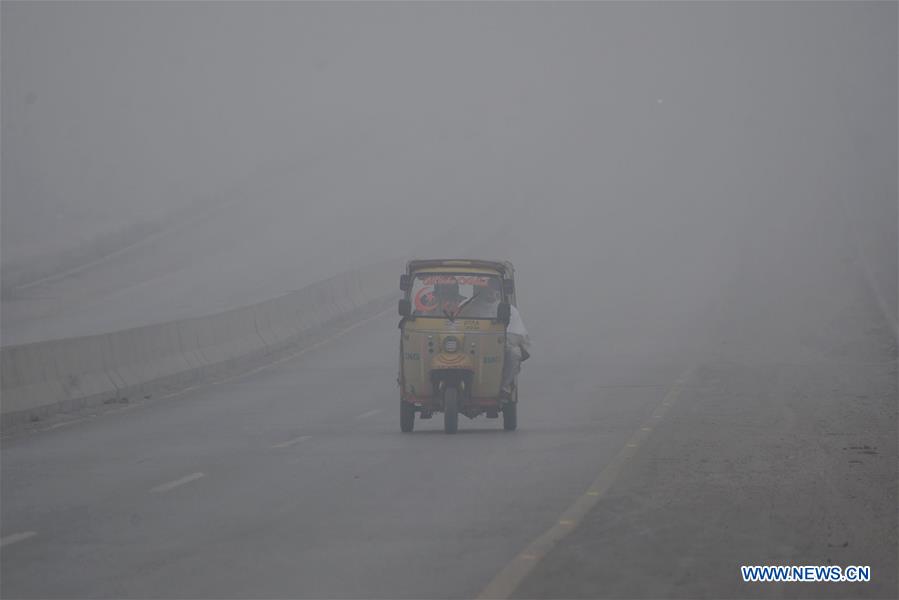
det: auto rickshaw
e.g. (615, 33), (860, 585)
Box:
(397, 259), (518, 433)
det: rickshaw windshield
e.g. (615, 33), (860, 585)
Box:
(409, 273), (502, 319)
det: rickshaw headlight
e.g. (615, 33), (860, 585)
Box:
(443, 336), (459, 353)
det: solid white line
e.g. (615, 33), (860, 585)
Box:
(271, 435), (311, 449)
(0, 531), (37, 547)
(355, 408), (382, 420)
(150, 472), (205, 493)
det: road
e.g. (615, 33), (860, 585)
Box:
(2, 156), (897, 599)
(2, 186), (898, 598)
(1, 304), (688, 598)
(1, 255), (896, 598)
(3, 3), (897, 596)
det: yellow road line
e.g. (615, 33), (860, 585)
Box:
(476, 366), (695, 599)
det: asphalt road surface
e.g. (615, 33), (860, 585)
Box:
(3, 188), (898, 598)
(3, 178), (897, 600)
(1, 266), (896, 598)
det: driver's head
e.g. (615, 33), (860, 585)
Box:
(435, 280), (462, 299)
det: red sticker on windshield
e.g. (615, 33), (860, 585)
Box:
(414, 287), (438, 313)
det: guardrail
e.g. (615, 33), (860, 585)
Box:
(0, 259), (400, 429)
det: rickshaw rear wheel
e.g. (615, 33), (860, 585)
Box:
(443, 387), (459, 434)
(400, 401), (415, 432)
(503, 399), (517, 431)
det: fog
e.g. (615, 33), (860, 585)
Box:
(2, 1), (896, 359)
(2, 3), (898, 597)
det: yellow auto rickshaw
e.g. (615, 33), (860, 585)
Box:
(398, 259), (518, 433)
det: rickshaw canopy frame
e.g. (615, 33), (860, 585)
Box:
(405, 259), (514, 278)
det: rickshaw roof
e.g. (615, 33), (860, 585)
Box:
(406, 259), (513, 277)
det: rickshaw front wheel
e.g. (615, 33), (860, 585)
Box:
(400, 400), (415, 433)
(443, 387), (459, 434)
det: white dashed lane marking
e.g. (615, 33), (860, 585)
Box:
(1, 531), (37, 547)
(271, 435), (311, 449)
(150, 472), (205, 493)
(355, 409), (382, 420)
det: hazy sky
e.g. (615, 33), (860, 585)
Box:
(2, 1), (895, 348)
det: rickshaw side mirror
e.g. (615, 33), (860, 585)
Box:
(497, 302), (511, 325)
(503, 279), (515, 296)
(399, 274), (411, 291)
(398, 299), (412, 317)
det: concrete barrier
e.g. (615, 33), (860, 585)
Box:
(0, 259), (401, 429)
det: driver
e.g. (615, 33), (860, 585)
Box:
(434, 279), (467, 315)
